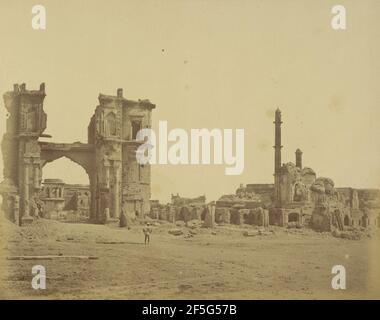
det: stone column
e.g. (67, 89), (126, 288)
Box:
(89, 174), (97, 222)
(21, 159), (33, 224)
(204, 204), (215, 228)
(210, 205), (215, 227)
(100, 189), (110, 223)
(112, 161), (121, 219)
(33, 161), (40, 189)
(23, 160), (30, 216)
(105, 165), (110, 189)
(13, 195), (20, 226)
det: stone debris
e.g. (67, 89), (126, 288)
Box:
(185, 219), (202, 229)
(175, 221), (185, 227)
(243, 230), (259, 237)
(168, 229), (183, 236)
(258, 228), (272, 235)
(287, 222), (302, 229)
(332, 228), (366, 240)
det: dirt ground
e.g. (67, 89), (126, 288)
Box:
(0, 217), (379, 300)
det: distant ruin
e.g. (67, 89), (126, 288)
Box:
(150, 109), (380, 231)
(0, 83), (155, 225)
(40, 179), (90, 221)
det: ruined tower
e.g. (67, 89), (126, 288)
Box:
(273, 108), (282, 206)
(295, 149), (302, 169)
(0, 83), (47, 225)
(87, 88), (155, 223)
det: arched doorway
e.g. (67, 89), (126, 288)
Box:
(288, 212), (299, 223)
(362, 216), (369, 228)
(177, 206), (190, 222)
(201, 207), (208, 221)
(344, 215), (350, 226)
(40, 157), (90, 222)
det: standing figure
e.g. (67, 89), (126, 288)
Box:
(143, 222), (152, 244)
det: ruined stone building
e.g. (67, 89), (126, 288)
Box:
(268, 109), (380, 230)
(150, 194), (207, 223)
(215, 109), (380, 231)
(214, 184), (271, 227)
(170, 194), (206, 207)
(40, 179), (90, 220)
(0, 83), (155, 225)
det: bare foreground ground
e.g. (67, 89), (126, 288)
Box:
(0, 217), (379, 300)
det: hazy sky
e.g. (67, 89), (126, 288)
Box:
(0, 0), (379, 203)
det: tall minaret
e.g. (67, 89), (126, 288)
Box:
(295, 149), (303, 169)
(273, 108), (282, 206)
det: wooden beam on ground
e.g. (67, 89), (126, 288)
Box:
(7, 255), (98, 260)
(95, 241), (128, 244)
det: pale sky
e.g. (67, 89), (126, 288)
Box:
(0, 0), (379, 203)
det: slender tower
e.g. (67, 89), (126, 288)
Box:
(273, 108), (282, 206)
(295, 149), (302, 169)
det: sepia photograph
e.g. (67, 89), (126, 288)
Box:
(0, 0), (379, 307)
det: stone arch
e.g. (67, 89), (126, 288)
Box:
(39, 142), (96, 221)
(40, 143), (95, 176)
(42, 154), (91, 174)
(293, 182), (307, 202)
(343, 215), (350, 226)
(40, 157), (92, 221)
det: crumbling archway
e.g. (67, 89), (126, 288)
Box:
(39, 142), (94, 174)
(0, 83), (155, 225)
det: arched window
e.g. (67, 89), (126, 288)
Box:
(106, 112), (117, 136)
(131, 120), (142, 140)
